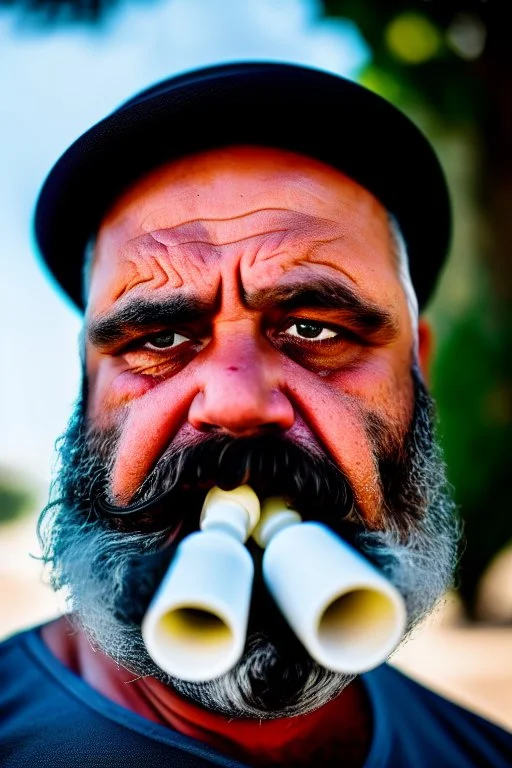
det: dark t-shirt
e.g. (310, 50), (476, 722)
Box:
(1, 625), (511, 767)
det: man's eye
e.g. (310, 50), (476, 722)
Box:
(143, 331), (190, 350)
(284, 322), (338, 341)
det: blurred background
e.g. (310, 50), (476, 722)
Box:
(1, 0), (510, 730)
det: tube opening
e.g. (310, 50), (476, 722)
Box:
(317, 588), (400, 670)
(163, 607), (230, 638)
(152, 606), (236, 679)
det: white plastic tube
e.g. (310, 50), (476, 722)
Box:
(255, 498), (407, 674)
(141, 485), (260, 681)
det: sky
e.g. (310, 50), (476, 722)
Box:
(0, 0), (369, 492)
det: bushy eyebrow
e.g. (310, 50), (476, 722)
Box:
(245, 278), (399, 341)
(87, 295), (213, 348)
(87, 278), (398, 348)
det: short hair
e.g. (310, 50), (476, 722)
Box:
(82, 236), (96, 308)
(387, 213), (419, 333)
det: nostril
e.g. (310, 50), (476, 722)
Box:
(197, 423), (282, 438)
(228, 423), (282, 438)
(260, 423), (281, 433)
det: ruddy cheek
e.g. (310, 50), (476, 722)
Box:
(284, 370), (384, 526)
(87, 366), (158, 425)
(311, 398), (382, 525)
(109, 373), (197, 503)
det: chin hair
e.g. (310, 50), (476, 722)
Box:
(38, 364), (460, 718)
(169, 632), (354, 719)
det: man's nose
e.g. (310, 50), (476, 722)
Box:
(188, 333), (295, 437)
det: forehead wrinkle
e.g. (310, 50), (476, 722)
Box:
(122, 227), (343, 265)
(148, 220), (212, 247)
(278, 232), (347, 260)
(245, 232), (353, 283)
(306, 225), (398, 286)
(106, 210), (347, 302)
(145, 213), (345, 277)
(149, 231), (221, 269)
(152, 227), (311, 250)
(145, 207), (340, 246)
(109, 231), (220, 302)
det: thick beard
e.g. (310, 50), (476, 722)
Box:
(38, 365), (460, 719)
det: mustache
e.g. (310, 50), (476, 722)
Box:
(92, 433), (357, 628)
(92, 433), (356, 534)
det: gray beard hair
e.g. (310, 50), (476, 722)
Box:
(38, 366), (460, 719)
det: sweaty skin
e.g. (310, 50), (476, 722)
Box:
(43, 145), (431, 764)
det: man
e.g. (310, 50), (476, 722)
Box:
(1, 61), (511, 767)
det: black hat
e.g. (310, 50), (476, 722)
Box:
(34, 60), (451, 311)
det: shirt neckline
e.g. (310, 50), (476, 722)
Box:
(19, 622), (393, 768)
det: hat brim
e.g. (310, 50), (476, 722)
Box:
(34, 60), (451, 311)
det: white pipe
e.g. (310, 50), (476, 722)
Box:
(141, 485), (260, 681)
(254, 497), (407, 674)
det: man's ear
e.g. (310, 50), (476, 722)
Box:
(417, 317), (434, 385)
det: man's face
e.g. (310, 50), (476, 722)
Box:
(86, 146), (415, 520)
(42, 146), (457, 718)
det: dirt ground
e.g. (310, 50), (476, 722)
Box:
(1, 513), (511, 732)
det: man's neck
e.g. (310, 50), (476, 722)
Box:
(41, 615), (373, 767)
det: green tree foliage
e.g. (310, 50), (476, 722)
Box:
(321, 0), (511, 620)
(0, 469), (35, 524)
(323, 0), (492, 120)
(432, 297), (511, 619)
